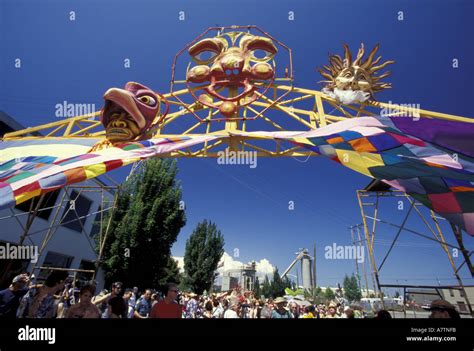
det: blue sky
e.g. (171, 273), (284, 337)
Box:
(1, 0), (473, 291)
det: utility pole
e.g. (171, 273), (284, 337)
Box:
(313, 243), (317, 288)
(350, 226), (362, 291)
(355, 224), (370, 297)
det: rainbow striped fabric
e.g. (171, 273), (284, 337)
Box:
(232, 116), (474, 236)
(1, 116), (473, 235)
(0, 135), (217, 209)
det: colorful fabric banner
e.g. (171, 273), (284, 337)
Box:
(232, 116), (474, 235)
(0, 136), (217, 209)
(1, 116), (473, 235)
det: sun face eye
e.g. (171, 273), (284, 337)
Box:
(250, 49), (274, 62)
(138, 95), (157, 106)
(189, 38), (227, 65)
(240, 35), (277, 62)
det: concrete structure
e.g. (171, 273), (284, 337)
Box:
(282, 249), (314, 290)
(440, 286), (474, 314)
(221, 261), (256, 291)
(0, 111), (114, 289)
(406, 286), (474, 314)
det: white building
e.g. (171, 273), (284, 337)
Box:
(0, 111), (114, 289)
(221, 262), (257, 291)
(440, 287), (474, 314)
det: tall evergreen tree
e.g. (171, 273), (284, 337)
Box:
(262, 275), (271, 298)
(183, 220), (225, 294)
(101, 159), (186, 288)
(343, 274), (362, 302)
(324, 287), (335, 301)
(270, 268), (285, 298)
(254, 276), (261, 298)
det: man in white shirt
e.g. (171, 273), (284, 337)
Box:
(223, 302), (239, 318)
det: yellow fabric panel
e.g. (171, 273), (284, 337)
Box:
(335, 149), (384, 177)
(84, 163), (107, 179)
(15, 188), (42, 205)
(0, 145), (92, 162)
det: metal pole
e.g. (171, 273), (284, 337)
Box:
(430, 215), (474, 316)
(357, 191), (384, 308)
(450, 224), (474, 277)
(350, 226), (362, 290)
(356, 224), (370, 298)
(93, 190), (120, 281)
(29, 190), (68, 275)
(313, 243), (317, 288)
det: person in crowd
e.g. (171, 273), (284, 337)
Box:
(66, 284), (100, 318)
(0, 274), (30, 319)
(260, 299), (273, 319)
(289, 302), (300, 318)
(271, 297), (292, 319)
(93, 281), (122, 318)
(18, 270), (68, 318)
(151, 292), (159, 308)
(108, 296), (127, 319)
(128, 286), (138, 310)
(325, 301), (339, 319)
(150, 283), (182, 319)
(185, 293), (199, 318)
(301, 305), (316, 318)
(123, 288), (135, 318)
(223, 300), (239, 318)
(212, 299), (223, 318)
(374, 309), (392, 319)
(134, 289), (152, 318)
(202, 300), (214, 319)
(428, 300), (460, 319)
(343, 307), (355, 319)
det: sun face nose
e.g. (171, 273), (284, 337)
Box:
(219, 54), (244, 75)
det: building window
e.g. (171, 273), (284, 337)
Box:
(38, 251), (74, 280)
(61, 191), (92, 233)
(457, 302), (467, 312)
(460, 289), (465, 298)
(0, 241), (30, 289)
(77, 260), (96, 283)
(15, 190), (60, 221)
(89, 206), (102, 238)
(449, 289), (454, 297)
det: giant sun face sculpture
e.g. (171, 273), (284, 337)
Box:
(186, 31), (278, 117)
(319, 43), (395, 103)
(100, 82), (168, 143)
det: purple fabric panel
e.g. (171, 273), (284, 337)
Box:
(389, 117), (474, 157)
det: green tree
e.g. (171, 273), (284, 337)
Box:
(101, 159), (186, 288)
(261, 275), (271, 298)
(282, 276), (292, 291)
(254, 276), (261, 298)
(343, 274), (362, 302)
(183, 220), (225, 294)
(162, 256), (182, 286)
(324, 287), (335, 301)
(304, 286), (324, 303)
(270, 269), (286, 298)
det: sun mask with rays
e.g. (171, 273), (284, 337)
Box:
(318, 43), (395, 102)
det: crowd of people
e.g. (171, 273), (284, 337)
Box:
(0, 271), (462, 319)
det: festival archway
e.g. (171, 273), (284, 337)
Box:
(1, 26), (473, 302)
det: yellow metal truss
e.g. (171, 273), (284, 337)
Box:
(3, 84), (473, 158)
